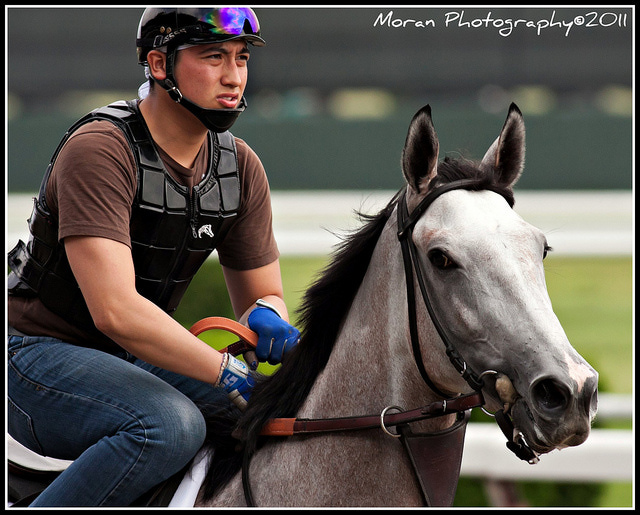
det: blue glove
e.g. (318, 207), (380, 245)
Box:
(217, 353), (255, 410)
(247, 302), (300, 366)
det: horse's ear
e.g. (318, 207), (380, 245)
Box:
(402, 105), (439, 193)
(481, 103), (526, 188)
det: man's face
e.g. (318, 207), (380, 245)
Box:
(173, 40), (250, 110)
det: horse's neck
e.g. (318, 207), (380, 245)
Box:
(298, 212), (454, 432)
(208, 212), (458, 507)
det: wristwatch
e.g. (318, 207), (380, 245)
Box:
(255, 298), (282, 318)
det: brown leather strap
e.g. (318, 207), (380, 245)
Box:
(400, 412), (470, 506)
(187, 317), (483, 440)
(260, 392), (484, 436)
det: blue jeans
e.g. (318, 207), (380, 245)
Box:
(7, 334), (230, 506)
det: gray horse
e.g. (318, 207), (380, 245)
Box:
(191, 103), (598, 507)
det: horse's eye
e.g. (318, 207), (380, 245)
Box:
(543, 244), (552, 260)
(428, 249), (456, 270)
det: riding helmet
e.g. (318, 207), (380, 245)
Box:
(135, 7), (265, 132)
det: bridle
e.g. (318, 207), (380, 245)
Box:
(396, 178), (501, 396)
(396, 178), (539, 464)
(190, 180), (540, 506)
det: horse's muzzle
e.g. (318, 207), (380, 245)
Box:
(514, 371), (598, 453)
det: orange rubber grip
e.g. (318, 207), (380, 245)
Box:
(189, 316), (258, 355)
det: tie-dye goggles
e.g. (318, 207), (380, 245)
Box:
(196, 7), (261, 37)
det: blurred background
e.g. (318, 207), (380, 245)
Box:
(7, 6), (632, 192)
(6, 6), (634, 508)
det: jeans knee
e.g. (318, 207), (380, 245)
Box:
(158, 398), (207, 462)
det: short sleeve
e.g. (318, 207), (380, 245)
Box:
(215, 138), (279, 270)
(47, 120), (137, 246)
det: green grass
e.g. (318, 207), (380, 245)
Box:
(543, 256), (632, 394)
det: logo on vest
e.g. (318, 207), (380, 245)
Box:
(197, 224), (214, 239)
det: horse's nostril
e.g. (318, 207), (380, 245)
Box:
(532, 378), (569, 412)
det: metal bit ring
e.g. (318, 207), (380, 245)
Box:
(380, 405), (404, 438)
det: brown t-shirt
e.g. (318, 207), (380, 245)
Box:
(8, 118), (279, 347)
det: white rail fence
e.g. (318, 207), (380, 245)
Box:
(269, 190), (633, 257)
(461, 392), (633, 506)
(461, 393), (633, 483)
(6, 191), (633, 257)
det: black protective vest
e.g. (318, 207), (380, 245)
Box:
(8, 100), (240, 341)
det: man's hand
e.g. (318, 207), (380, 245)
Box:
(247, 303), (300, 366)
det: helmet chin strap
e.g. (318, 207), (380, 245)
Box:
(152, 47), (247, 133)
(166, 83), (248, 133)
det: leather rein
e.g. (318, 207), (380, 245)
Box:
(190, 180), (539, 506)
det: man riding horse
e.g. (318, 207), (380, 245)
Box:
(8, 7), (300, 506)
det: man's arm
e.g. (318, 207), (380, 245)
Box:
(65, 235), (225, 384)
(221, 259), (289, 323)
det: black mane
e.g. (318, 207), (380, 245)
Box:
(198, 157), (511, 501)
(198, 192), (400, 501)
(236, 191), (402, 436)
